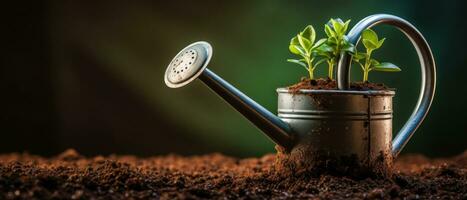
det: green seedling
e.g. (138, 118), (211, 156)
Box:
(353, 29), (401, 82)
(315, 18), (355, 80)
(287, 25), (327, 80)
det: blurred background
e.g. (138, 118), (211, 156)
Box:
(1, 0), (466, 157)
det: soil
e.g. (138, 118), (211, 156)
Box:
(0, 149), (466, 199)
(274, 146), (393, 179)
(288, 78), (389, 93)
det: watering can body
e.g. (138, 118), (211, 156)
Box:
(277, 89), (395, 175)
(164, 14), (436, 176)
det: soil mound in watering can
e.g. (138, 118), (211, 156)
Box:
(288, 78), (389, 93)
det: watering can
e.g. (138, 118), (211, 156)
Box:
(164, 14), (436, 175)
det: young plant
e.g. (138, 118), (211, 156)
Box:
(353, 29), (401, 82)
(287, 25), (327, 80)
(316, 18), (355, 79)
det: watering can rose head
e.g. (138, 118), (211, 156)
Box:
(288, 18), (401, 82)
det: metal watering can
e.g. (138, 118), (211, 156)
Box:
(164, 14), (436, 175)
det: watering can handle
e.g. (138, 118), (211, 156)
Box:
(336, 14), (436, 157)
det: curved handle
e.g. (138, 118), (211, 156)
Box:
(336, 14), (436, 157)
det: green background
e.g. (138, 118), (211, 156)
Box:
(1, 0), (466, 157)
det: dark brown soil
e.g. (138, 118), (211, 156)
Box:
(288, 78), (389, 93)
(0, 149), (466, 199)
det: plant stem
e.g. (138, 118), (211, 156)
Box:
(363, 67), (369, 81)
(327, 60), (334, 80)
(330, 40), (342, 80)
(309, 67), (314, 80)
(308, 60), (314, 80)
(305, 56), (315, 80)
(363, 50), (372, 82)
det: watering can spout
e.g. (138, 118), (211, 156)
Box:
(164, 42), (294, 149)
(199, 69), (294, 149)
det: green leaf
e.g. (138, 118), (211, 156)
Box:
(287, 59), (307, 68)
(315, 58), (327, 66)
(328, 18), (344, 26)
(370, 59), (380, 66)
(377, 38), (386, 49)
(331, 19), (343, 35)
(353, 52), (366, 61)
(342, 42), (355, 53)
(362, 38), (377, 50)
(343, 20), (351, 33)
(373, 62), (401, 72)
(324, 24), (335, 38)
(301, 25), (316, 45)
(316, 42), (334, 53)
(297, 34), (311, 52)
(362, 29), (378, 44)
(312, 38), (327, 49)
(327, 37), (338, 45)
(316, 51), (332, 59)
(289, 44), (305, 55)
(290, 36), (300, 46)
